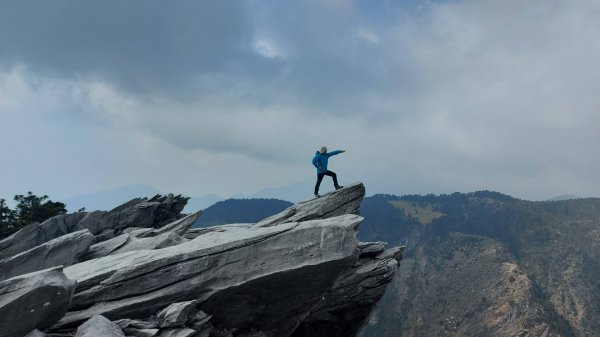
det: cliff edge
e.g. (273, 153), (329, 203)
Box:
(0, 182), (403, 337)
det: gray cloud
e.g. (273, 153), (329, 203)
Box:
(1, 0), (600, 201)
(0, 0), (251, 96)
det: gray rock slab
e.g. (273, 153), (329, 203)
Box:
(358, 241), (386, 257)
(74, 315), (125, 337)
(0, 213), (87, 260)
(114, 318), (158, 330)
(157, 328), (197, 337)
(54, 214), (362, 332)
(24, 329), (48, 337)
(184, 224), (252, 240)
(291, 245), (405, 337)
(85, 232), (186, 260)
(123, 327), (160, 337)
(375, 246), (404, 260)
(156, 300), (198, 328)
(252, 182), (365, 228)
(0, 230), (94, 281)
(84, 233), (130, 260)
(0, 194), (189, 260)
(149, 212), (202, 237)
(0, 267), (76, 337)
(122, 227), (155, 236)
(93, 229), (116, 243)
(187, 311), (211, 331)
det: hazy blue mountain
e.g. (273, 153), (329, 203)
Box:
(59, 184), (161, 212)
(183, 194), (222, 213)
(250, 180), (314, 203)
(192, 198), (293, 228)
(548, 194), (581, 201)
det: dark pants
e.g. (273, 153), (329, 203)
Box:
(314, 170), (339, 195)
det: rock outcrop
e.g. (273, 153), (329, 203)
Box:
(292, 244), (404, 337)
(74, 315), (125, 337)
(252, 182), (365, 227)
(1, 183), (403, 337)
(0, 194), (188, 259)
(55, 214), (361, 333)
(0, 230), (94, 281)
(0, 267), (76, 337)
(84, 212), (200, 259)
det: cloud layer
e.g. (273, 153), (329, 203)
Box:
(1, 0), (599, 201)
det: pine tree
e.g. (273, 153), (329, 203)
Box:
(0, 198), (15, 238)
(0, 192), (67, 240)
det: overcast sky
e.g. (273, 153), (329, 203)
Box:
(1, 0), (599, 203)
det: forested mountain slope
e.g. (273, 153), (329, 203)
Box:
(359, 193), (600, 337)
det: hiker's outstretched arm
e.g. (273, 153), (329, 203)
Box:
(328, 150), (343, 157)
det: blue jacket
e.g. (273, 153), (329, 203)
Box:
(312, 150), (342, 174)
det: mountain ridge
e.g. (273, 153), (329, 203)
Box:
(359, 192), (600, 337)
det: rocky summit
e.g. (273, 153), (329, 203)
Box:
(0, 183), (403, 337)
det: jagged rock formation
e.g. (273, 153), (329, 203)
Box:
(0, 267), (75, 337)
(84, 212), (200, 259)
(292, 243), (404, 337)
(74, 315), (125, 337)
(0, 229), (94, 281)
(253, 182), (365, 227)
(0, 184), (403, 337)
(0, 194), (189, 260)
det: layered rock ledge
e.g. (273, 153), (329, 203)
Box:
(0, 183), (403, 337)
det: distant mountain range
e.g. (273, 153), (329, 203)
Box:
(59, 184), (162, 212)
(58, 180), (319, 213)
(548, 194), (581, 201)
(59, 184), (224, 213)
(358, 192), (600, 337)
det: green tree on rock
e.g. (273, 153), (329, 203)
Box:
(0, 192), (67, 240)
(0, 198), (15, 239)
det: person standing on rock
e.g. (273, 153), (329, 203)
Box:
(312, 146), (346, 197)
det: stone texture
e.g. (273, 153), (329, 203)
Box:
(358, 241), (386, 257)
(147, 212), (201, 237)
(0, 230), (94, 281)
(84, 232), (186, 260)
(291, 246), (404, 337)
(0, 213), (87, 260)
(184, 224), (252, 240)
(123, 327), (160, 337)
(10, 182), (403, 337)
(84, 212), (201, 260)
(187, 311), (211, 331)
(0, 267), (76, 337)
(0, 194), (189, 260)
(24, 330), (48, 337)
(74, 315), (125, 337)
(84, 233), (130, 259)
(252, 182), (365, 228)
(157, 301), (198, 328)
(157, 328), (197, 337)
(114, 319), (158, 330)
(55, 214), (361, 334)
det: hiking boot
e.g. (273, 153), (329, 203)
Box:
(335, 186), (344, 190)
(315, 194), (321, 198)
